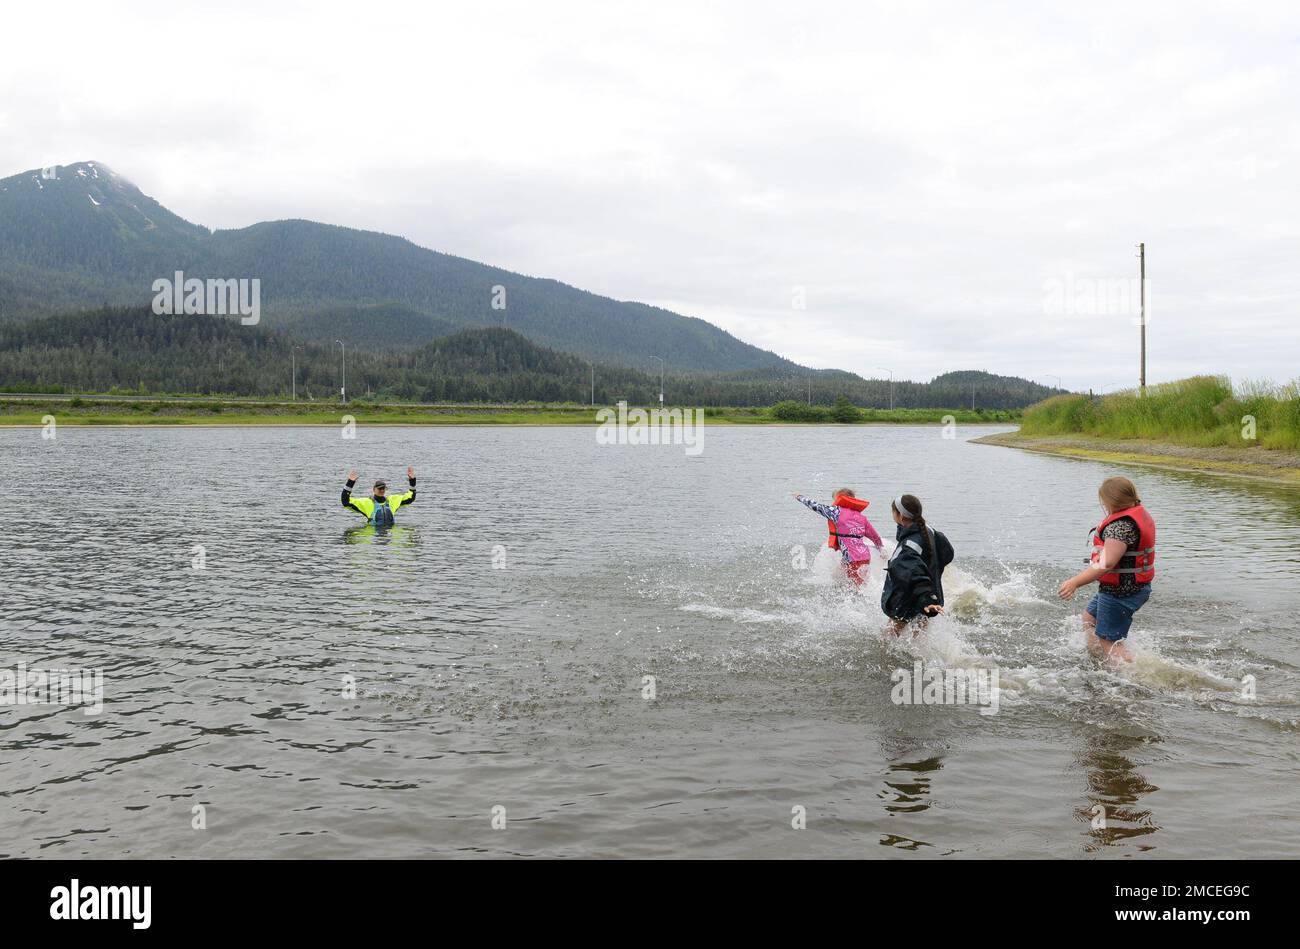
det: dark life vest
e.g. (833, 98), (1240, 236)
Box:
(371, 498), (395, 528)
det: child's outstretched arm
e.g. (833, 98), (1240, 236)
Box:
(793, 493), (839, 522)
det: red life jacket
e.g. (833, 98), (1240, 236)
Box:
(827, 495), (869, 549)
(1089, 504), (1156, 586)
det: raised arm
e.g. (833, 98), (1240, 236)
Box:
(794, 493), (839, 522)
(391, 466), (418, 510)
(341, 469), (368, 516)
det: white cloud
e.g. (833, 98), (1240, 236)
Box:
(2, 0), (1297, 389)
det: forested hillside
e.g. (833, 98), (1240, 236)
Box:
(0, 307), (1061, 408)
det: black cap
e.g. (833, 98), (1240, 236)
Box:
(373, 479), (387, 491)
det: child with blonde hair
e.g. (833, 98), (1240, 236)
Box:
(1058, 476), (1156, 662)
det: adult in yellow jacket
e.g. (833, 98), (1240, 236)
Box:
(342, 466), (417, 526)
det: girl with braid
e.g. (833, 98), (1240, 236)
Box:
(881, 494), (954, 634)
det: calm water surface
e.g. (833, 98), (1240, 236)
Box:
(2, 424), (1297, 858)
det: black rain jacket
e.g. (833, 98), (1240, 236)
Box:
(882, 522), (954, 621)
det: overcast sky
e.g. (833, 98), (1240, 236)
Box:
(3, 0), (1297, 389)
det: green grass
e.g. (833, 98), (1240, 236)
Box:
(1019, 376), (1300, 451)
(769, 398), (1015, 424)
(0, 396), (1020, 426)
(0, 400), (602, 426)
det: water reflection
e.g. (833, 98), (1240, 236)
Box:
(1073, 730), (1161, 853)
(342, 525), (418, 547)
(877, 748), (944, 851)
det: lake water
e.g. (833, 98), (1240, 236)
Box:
(2, 424), (1297, 858)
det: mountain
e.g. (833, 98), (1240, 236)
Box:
(0, 162), (209, 317)
(0, 161), (798, 371)
(0, 306), (1060, 408)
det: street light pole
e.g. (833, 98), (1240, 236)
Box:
(875, 366), (894, 411)
(1137, 241), (1146, 394)
(652, 356), (664, 405)
(335, 339), (346, 402)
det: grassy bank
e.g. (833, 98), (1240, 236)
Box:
(1019, 376), (1300, 450)
(974, 376), (1300, 486)
(0, 395), (1017, 426)
(974, 431), (1300, 486)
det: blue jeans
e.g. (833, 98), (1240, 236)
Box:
(1086, 585), (1151, 641)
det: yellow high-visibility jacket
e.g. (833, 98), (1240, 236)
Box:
(342, 480), (416, 524)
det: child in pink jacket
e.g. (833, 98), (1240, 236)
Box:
(794, 488), (884, 585)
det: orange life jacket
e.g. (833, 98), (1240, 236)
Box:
(828, 494), (870, 549)
(1089, 504), (1156, 586)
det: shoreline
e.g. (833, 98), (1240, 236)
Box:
(972, 430), (1300, 487)
(0, 419), (1019, 429)
(0, 397), (1019, 428)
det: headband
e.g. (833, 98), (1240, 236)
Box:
(893, 495), (918, 519)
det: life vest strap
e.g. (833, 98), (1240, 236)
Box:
(1087, 540), (1156, 563)
(1085, 508), (1156, 579)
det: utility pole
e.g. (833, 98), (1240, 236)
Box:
(807, 371), (812, 406)
(335, 339), (346, 402)
(291, 346), (299, 401)
(1138, 241), (1146, 393)
(653, 356), (664, 405)
(590, 362), (595, 406)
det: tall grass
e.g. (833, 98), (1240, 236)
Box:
(1019, 375), (1300, 451)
